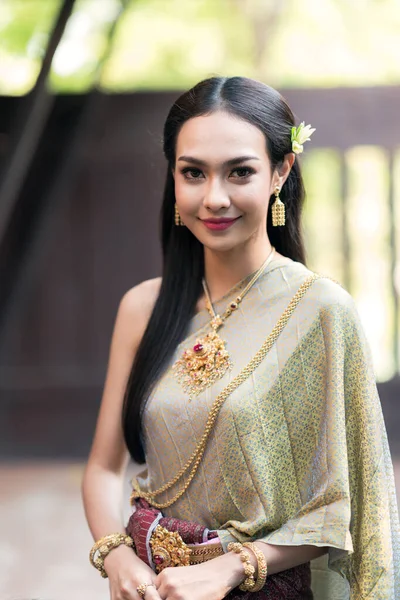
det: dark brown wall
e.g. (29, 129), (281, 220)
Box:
(0, 88), (399, 458)
(0, 92), (174, 457)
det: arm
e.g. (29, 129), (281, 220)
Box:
(207, 541), (327, 590)
(82, 279), (163, 599)
(154, 542), (327, 599)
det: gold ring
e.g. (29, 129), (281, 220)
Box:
(136, 582), (155, 598)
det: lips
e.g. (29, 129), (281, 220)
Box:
(201, 217), (241, 231)
(202, 217), (240, 224)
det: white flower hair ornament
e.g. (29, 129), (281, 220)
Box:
(291, 122), (316, 154)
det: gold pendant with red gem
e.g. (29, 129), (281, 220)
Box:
(172, 326), (232, 397)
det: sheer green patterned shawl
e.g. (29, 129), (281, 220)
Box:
(137, 257), (400, 599)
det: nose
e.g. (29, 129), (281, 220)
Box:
(203, 177), (231, 212)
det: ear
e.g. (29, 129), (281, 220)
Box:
(271, 153), (295, 193)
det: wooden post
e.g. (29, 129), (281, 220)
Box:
(0, 0), (77, 245)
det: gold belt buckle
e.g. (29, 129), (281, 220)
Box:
(150, 525), (192, 573)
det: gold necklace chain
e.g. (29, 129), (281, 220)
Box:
(171, 248), (277, 397)
(131, 273), (321, 509)
(202, 247), (276, 329)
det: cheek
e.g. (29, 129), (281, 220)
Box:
(230, 181), (271, 213)
(174, 179), (201, 207)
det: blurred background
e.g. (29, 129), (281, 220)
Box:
(0, 0), (399, 598)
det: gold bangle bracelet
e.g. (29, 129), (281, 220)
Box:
(89, 533), (134, 578)
(227, 542), (256, 592)
(243, 542), (268, 592)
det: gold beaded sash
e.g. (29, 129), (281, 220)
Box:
(132, 274), (321, 509)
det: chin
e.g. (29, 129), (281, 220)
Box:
(188, 222), (250, 252)
(200, 235), (246, 253)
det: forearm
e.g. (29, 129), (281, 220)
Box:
(82, 462), (158, 587)
(82, 462), (128, 540)
(214, 541), (327, 591)
(254, 541), (327, 574)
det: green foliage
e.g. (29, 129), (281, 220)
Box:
(101, 0), (400, 90)
(101, 0), (254, 91)
(0, 0), (61, 94)
(48, 0), (123, 92)
(1, 0), (400, 94)
(0, 0), (60, 56)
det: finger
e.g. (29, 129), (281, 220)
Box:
(112, 582), (139, 600)
(144, 585), (164, 600)
(154, 568), (171, 596)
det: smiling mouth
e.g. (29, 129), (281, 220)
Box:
(202, 217), (240, 224)
(201, 217), (241, 230)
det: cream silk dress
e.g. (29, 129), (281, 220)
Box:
(135, 256), (400, 599)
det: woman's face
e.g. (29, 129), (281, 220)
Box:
(173, 111), (293, 253)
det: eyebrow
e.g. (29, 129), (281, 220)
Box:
(177, 155), (260, 167)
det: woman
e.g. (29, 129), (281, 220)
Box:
(82, 77), (400, 600)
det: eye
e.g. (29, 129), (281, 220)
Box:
(180, 167), (204, 180)
(230, 166), (255, 179)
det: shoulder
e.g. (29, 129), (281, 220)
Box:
(120, 277), (162, 316)
(281, 261), (355, 312)
(116, 277), (162, 347)
(284, 262), (360, 323)
(280, 262), (367, 344)
(306, 273), (363, 335)
(310, 275), (354, 310)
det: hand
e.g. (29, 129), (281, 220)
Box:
(103, 544), (163, 600)
(153, 556), (243, 600)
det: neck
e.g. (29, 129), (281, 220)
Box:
(203, 239), (273, 303)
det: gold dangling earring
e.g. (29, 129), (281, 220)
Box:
(271, 186), (285, 227)
(175, 203), (185, 227)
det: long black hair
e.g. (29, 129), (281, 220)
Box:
(123, 76), (306, 463)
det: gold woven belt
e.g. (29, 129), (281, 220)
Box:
(187, 542), (225, 564)
(149, 525), (224, 572)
